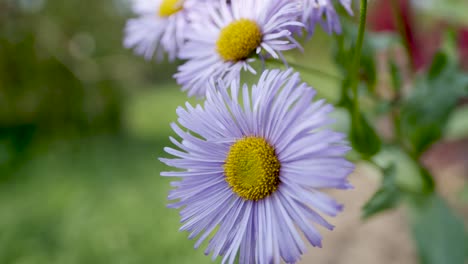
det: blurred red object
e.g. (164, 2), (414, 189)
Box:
(368, 0), (468, 71)
(458, 29), (468, 69)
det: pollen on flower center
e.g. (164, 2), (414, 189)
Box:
(159, 0), (183, 17)
(224, 136), (281, 201)
(216, 19), (263, 62)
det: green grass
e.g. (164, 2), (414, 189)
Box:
(0, 135), (218, 264)
(0, 135), (217, 264)
(0, 81), (224, 264)
(0, 78), (213, 263)
(123, 82), (199, 141)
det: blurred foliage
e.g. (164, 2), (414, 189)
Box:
(0, 0), (177, 135)
(331, 6), (467, 263)
(446, 105), (468, 139)
(461, 184), (468, 203)
(123, 83), (197, 141)
(398, 52), (468, 156)
(0, 0), (179, 175)
(0, 136), (212, 264)
(374, 147), (431, 195)
(414, 0), (468, 25)
(362, 164), (401, 218)
(1, 0), (120, 132)
(409, 194), (467, 264)
(349, 111), (381, 157)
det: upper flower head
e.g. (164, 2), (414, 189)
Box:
(161, 69), (354, 264)
(174, 0), (303, 97)
(299, 0), (354, 36)
(123, 0), (206, 61)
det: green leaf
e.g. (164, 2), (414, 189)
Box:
(374, 147), (435, 195)
(399, 52), (468, 156)
(427, 52), (449, 79)
(389, 60), (402, 93)
(409, 194), (467, 264)
(417, 166), (435, 195)
(445, 105), (468, 139)
(440, 29), (459, 64)
(362, 164), (401, 218)
(350, 112), (381, 157)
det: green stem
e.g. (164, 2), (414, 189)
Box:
(286, 61), (342, 81)
(265, 59), (342, 81)
(350, 0), (368, 120)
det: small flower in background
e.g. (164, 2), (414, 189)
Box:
(174, 0), (303, 97)
(124, 0), (199, 61)
(299, 0), (353, 36)
(161, 69), (353, 264)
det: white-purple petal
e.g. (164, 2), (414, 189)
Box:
(161, 69), (354, 263)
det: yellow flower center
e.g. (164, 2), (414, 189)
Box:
(224, 137), (281, 201)
(216, 19), (263, 62)
(158, 0), (183, 17)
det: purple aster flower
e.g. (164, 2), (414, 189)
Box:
(161, 69), (354, 264)
(300, 0), (354, 36)
(174, 0), (303, 98)
(124, 0), (207, 61)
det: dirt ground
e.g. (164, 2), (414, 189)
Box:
(300, 139), (468, 264)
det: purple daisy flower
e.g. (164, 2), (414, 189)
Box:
(161, 69), (354, 264)
(300, 0), (354, 36)
(174, 0), (303, 98)
(123, 0), (206, 61)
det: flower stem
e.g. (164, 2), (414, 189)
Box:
(266, 59), (341, 81)
(350, 0), (368, 119)
(286, 61), (342, 81)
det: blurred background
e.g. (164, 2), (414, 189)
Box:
(0, 0), (467, 263)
